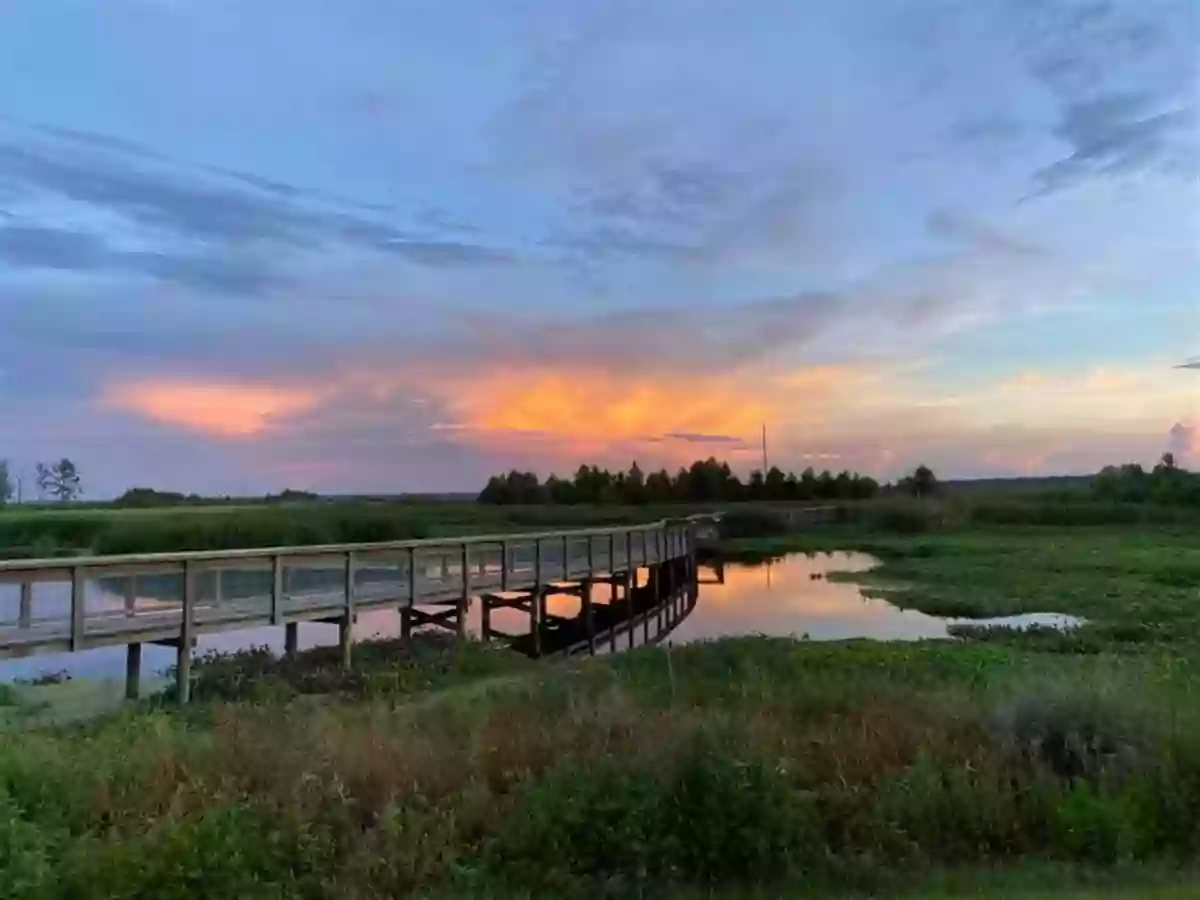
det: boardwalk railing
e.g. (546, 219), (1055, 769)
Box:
(0, 515), (720, 701)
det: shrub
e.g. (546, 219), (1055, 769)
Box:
(717, 508), (790, 540)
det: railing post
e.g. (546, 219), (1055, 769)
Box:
(340, 551), (355, 671)
(609, 532), (616, 574)
(583, 579), (595, 655)
(531, 538), (542, 656)
(276, 554), (297, 657)
(403, 548), (416, 646)
(460, 543), (470, 639)
(177, 561), (194, 704)
(562, 534), (569, 580)
(609, 572), (618, 654)
(70, 566), (84, 652)
(500, 540), (509, 592)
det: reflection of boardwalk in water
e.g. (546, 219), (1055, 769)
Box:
(493, 553), (714, 658)
(0, 516), (719, 702)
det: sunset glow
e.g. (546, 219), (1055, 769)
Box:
(1, 0), (1192, 494)
(101, 380), (324, 438)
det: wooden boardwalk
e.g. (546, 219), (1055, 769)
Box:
(0, 516), (718, 701)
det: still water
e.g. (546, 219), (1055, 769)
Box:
(0, 553), (1081, 685)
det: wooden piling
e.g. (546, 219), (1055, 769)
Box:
(177, 561), (195, 704)
(18, 581), (31, 629)
(583, 580), (597, 652)
(125, 642), (141, 700)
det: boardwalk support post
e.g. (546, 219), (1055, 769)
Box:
(18, 581), (31, 629)
(125, 643), (141, 700)
(177, 560), (194, 704)
(340, 552), (355, 671)
(459, 543), (471, 639)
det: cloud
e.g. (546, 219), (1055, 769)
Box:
(100, 378), (325, 438)
(0, 223), (281, 293)
(378, 239), (516, 267)
(1168, 421), (1199, 463)
(1033, 94), (1197, 193)
(0, 225), (110, 270)
(0, 125), (517, 274)
(663, 432), (744, 444)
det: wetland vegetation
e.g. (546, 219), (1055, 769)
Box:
(1, 460), (1199, 897)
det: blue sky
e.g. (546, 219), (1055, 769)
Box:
(0, 0), (1196, 496)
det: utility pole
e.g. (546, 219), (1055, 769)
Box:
(761, 423), (768, 474)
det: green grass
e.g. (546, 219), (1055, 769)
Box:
(0, 635), (1197, 898)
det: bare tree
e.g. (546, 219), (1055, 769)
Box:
(37, 458), (82, 501)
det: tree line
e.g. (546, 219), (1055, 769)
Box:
(477, 457), (907, 505)
(1092, 453), (1200, 505)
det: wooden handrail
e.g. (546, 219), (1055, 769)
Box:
(0, 513), (721, 574)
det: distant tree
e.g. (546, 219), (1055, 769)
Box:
(798, 467), (817, 500)
(0, 460), (11, 505)
(645, 469), (672, 503)
(37, 459), (81, 501)
(1155, 452), (1178, 474)
(476, 456), (881, 505)
(746, 469), (765, 500)
(905, 464), (938, 498)
(760, 466), (783, 500)
(478, 475), (510, 504)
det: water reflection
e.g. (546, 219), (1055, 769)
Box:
(670, 553), (952, 644)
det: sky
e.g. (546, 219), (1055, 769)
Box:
(0, 0), (1197, 497)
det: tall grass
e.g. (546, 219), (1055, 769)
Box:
(0, 638), (1196, 898)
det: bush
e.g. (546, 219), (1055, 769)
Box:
(717, 508), (790, 540)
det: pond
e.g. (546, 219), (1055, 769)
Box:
(669, 553), (1083, 644)
(0, 552), (1083, 686)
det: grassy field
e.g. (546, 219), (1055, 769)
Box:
(2, 499), (1199, 896)
(3, 491), (1199, 559)
(2, 624), (1198, 896)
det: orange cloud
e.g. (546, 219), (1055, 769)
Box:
(101, 378), (324, 438)
(418, 365), (770, 462)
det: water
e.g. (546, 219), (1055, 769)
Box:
(668, 553), (1084, 644)
(0, 553), (1083, 684)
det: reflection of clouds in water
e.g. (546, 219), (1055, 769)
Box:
(670, 554), (951, 645)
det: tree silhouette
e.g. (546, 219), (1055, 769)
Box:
(37, 458), (82, 501)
